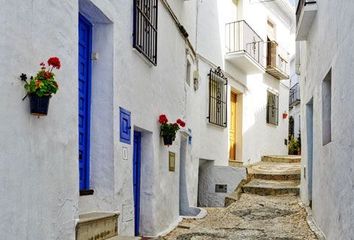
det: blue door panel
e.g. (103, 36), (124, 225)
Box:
(133, 131), (142, 236)
(78, 14), (92, 191)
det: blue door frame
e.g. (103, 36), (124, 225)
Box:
(133, 131), (142, 236)
(78, 14), (92, 191)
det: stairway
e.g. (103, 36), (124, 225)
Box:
(242, 155), (301, 196)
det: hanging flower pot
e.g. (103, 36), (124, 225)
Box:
(158, 114), (186, 146)
(282, 112), (288, 119)
(20, 57), (61, 117)
(162, 134), (174, 146)
(29, 94), (51, 116)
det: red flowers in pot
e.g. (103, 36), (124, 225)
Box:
(20, 57), (61, 116)
(158, 114), (186, 146)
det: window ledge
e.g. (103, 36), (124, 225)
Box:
(80, 189), (94, 196)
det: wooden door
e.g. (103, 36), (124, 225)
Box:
(229, 92), (237, 160)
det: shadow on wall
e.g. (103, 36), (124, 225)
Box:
(139, 130), (157, 236)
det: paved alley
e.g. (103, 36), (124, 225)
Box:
(163, 193), (317, 240)
(164, 156), (317, 240)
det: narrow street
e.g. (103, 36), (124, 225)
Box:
(164, 156), (318, 240)
(163, 194), (317, 240)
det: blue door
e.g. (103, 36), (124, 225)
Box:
(78, 14), (92, 191)
(133, 131), (142, 236)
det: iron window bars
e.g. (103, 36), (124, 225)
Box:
(267, 91), (279, 125)
(208, 67), (228, 128)
(289, 83), (300, 107)
(133, 0), (158, 65)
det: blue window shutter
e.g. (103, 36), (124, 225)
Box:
(120, 107), (131, 144)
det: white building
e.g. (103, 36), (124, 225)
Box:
(289, 57), (301, 140)
(0, 0), (293, 239)
(196, 0), (294, 207)
(296, 0), (354, 239)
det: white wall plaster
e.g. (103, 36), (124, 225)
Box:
(299, 1), (354, 238)
(0, 0), (294, 238)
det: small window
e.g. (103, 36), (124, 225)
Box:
(133, 0), (158, 65)
(186, 60), (191, 86)
(267, 91), (279, 125)
(322, 69), (332, 145)
(208, 67), (228, 127)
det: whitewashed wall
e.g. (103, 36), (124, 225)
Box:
(0, 1), (79, 239)
(0, 0), (295, 239)
(299, 1), (354, 239)
(0, 0), (202, 238)
(77, 0), (202, 237)
(196, 0), (292, 165)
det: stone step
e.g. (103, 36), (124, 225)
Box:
(108, 237), (141, 240)
(76, 212), (119, 240)
(262, 155), (301, 163)
(242, 179), (300, 196)
(247, 162), (301, 181)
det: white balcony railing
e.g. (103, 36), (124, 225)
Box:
(225, 20), (265, 68)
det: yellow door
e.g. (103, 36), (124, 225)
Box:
(229, 92), (237, 160)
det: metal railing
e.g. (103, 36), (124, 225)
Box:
(296, 0), (317, 24)
(289, 83), (300, 106)
(266, 40), (289, 76)
(225, 20), (264, 67)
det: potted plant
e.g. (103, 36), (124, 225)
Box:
(20, 57), (61, 116)
(158, 114), (186, 146)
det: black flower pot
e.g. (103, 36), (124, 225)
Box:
(29, 94), (51, 116)
(162, 134), (175, 146)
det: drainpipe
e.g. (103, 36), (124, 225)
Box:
(159, 0), (197, 58)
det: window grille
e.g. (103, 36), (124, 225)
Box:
(267, 91), (279, 125)
(133, 0), (158, 65)
(208, 67), (228, 127)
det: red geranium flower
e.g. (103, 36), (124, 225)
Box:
(159, 114), (168, 124)
(177, 119), (186, 128)
(48, 57), (61, 69)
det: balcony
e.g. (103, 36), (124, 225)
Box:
(265, 41), (289, 80)
(289, 83), (300, 107)
(225, 20), (265, 73)
(296, 0), (317, 41)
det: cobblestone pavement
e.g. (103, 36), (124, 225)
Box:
(163, 194), (318, 240)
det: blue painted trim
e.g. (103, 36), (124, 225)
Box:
(79, 13), (93, 191)
(133, 131), (142, 236)
(120, 107), (131, 144)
